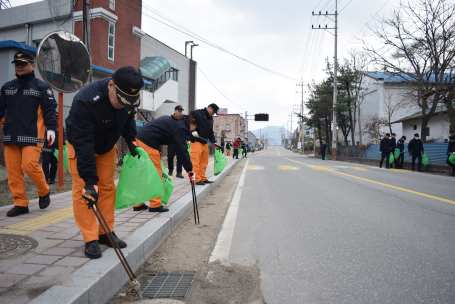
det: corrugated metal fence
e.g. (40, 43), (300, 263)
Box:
(339, 143), (450, 165)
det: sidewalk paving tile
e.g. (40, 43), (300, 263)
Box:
(5, 264), (47, 275)
(21, 276), (52, 285)
(47, 233), (78, 240)
(25, 255), (63, 265)
(54, 257), (89, 267)
(27, 231), (56, 239)
(39, 266), (73, 277)
(42, 247), (75, 256)
(57, 240), (85, 248)
(0, 274), (28, 288)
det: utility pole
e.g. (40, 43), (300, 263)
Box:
(245, 111), (248, 141)
(296, 78), (307, 154)
(312, 0), (338, 159)
(82, 0), (92, 82)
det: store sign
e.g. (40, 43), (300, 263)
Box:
(218, 108), (228, 116)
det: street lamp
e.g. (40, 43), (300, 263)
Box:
(190, 44), (199, 60)
(185, 41), (194, 57)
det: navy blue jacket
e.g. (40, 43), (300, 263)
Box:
(447, 135), (455, 155)
(0, 71), (57, 146)
(408, 138), (424, 154)
(136, 115), (192, 172)
(65, 78), (137, 185)
(380, 137), (392, 153)
(397, 139), (405, 152)
(188, 108), (215, 145)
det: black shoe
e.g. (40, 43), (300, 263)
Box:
(168, 171), (173, 176)
(39, 191), (51, 209)
(85, 240), (102, 259)
(236, 158), (239, 159)
(46, 179), (50, 184)
(49, 179), (55, 185)
(418, 169), (423, 172)
(7, 206), (29, 217)
(196, 181), (206, 186)
(176, 173), (184, 178)
(203, 180), (213, 184)
(98, 232), (127, 248)
(149, 205), (169, 213)
(133, 204), (148, 211)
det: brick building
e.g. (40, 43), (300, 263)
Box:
(213, 114), (245, 144)
(0, 0), (198, 180)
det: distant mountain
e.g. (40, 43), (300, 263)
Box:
(251, 126), (288, 146)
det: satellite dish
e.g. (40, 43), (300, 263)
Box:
(36, 31), (91, 93)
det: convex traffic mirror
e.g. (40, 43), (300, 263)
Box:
(36, 31), (91, 93)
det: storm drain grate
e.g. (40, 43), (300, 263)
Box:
(140, 273), (196, 298)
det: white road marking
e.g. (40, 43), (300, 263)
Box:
(209, 159), (249, 263)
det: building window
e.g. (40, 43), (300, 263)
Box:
(216, 125), (219, 130)
(413, 125), (417, 130)
(108, 23), (115, 60)
(226, 124), (231, 131)
(109, 0), (115, 10)
(425, 127), (430, 136)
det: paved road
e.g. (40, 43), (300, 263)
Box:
(229, 146), (455, 303)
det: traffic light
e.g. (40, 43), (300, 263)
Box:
(255, 114), (269, 121)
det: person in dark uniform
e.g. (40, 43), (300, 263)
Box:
(241, 141), (247, 158)
(0, 51), (57, 217)
(390, 133), (397, 168)
(65, 66), (142, 259)
(225, 142), (231, 156)
(408, 133), (424, 172)
(379, 133), (392, 168)
(396, 135), (406, 169)
(446, 129), (455, 176)
(167, 105), (184, 178)
(133, 113), (199, 212)
(42, 113), (66, 184)
(321, 141), (327, 160)
(188, 103), (220, 186)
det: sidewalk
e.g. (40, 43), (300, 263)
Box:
(0, 155), (239, 304)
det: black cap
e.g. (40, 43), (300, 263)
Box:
(112, 66), (144, 107)
(402, 135), (406, 140)
(175, 105), (184, 111)
(391, 133), (396, 136)
(11, 51), (34, 64)
(189, 110), (204, 126)
(450, 128), (455, 134)
(414, 133), (419, 137)
(386, 133), (390, 137)
(208, 103), (219, 114)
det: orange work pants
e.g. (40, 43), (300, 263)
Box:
(67, 143), (117, 243)
(226, 149), (231, 156)
(134, 139), (163, 209)
(190, 142), (209, 183)
(4, 145), (49, 207)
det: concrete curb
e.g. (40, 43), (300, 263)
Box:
(28, 159), (240, 304)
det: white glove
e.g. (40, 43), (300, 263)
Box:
(47, 130), (55, 146)
(192, 131), (199, 138)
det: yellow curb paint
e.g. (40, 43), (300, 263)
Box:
(387, 169), (409, 172)
(349, 167), (369, 171)
(285, 158), (455, 206)
(0, 206), (74, 236)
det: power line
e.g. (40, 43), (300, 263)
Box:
(339, 0), (353, 13)
(118, 0), (300, 82)
(197, 66), (248, 112)
(340, 0), (392, 51)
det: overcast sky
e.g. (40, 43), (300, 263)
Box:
(12, 0), (396, 132)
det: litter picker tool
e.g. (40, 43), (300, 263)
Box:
(84, 192), (142, 298)
(189, 176), (200, 224)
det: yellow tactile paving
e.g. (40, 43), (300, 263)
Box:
(0, 206), (74, 236)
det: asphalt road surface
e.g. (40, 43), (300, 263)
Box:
(229, 146), (455, 303)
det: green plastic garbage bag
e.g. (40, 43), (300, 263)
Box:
(187, 142), (191, 154)
(394, 150), (400, 159)
(238, 148), (243, 158)
(449, 154), (455, 164)
(115, 148), (162, 210)
(389, 152), (394, 165)
(214, 149), (228, 176)
(53, 145), (69, 170)
(160, 160), (174, 206)
(324, 156), (328, 160)
(422, 153), (429, 166)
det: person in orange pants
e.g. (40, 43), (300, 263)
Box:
(0, 51), (57, 217)
(225, 142), (231, 156)
(133, 114), (198, 212)
(65, 66), (143, 259)
(188, 104), (221, 185)
(67, 142), (117, 243)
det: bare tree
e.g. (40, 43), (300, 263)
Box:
(364, 0), (455, 141)
(362, 115), (388, 145)
(382, 85), (412, 133)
